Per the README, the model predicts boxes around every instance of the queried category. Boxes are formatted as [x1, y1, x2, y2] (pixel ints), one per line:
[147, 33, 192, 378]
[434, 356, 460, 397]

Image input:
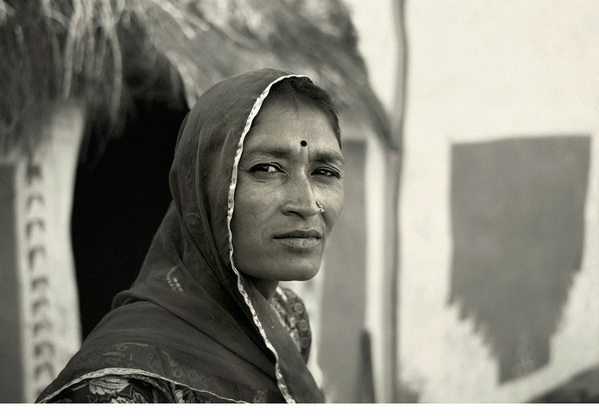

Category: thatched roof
[0, 0, 391, 158]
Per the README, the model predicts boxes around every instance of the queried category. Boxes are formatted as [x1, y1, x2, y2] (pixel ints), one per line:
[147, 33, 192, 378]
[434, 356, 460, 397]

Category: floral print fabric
[47, 286, 312, 403]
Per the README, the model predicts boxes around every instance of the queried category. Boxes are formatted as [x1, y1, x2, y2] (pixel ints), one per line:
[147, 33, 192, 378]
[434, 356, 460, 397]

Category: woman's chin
[274, 261, 321, 282]
[244, 264, 320, 285]
[237, 255, 322, 282]
[280, 272, 317, 282]
[246, 268, 317, 299]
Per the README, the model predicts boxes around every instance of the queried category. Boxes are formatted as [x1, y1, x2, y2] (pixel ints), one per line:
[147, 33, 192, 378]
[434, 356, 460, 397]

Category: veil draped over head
[37, 69, 325, 403]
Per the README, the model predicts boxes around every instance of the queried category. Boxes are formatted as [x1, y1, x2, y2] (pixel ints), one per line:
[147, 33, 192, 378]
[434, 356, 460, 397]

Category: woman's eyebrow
[313, 151, 345, 166]
[243, 146, 292, 160]
[244, 145, 344, 166]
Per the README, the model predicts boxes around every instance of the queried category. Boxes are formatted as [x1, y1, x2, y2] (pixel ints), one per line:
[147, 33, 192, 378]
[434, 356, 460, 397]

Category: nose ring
[316, 201, 325, 213]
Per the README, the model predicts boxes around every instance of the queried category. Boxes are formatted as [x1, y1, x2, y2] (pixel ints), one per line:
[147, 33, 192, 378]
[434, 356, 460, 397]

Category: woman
[36, 68, 344, 403]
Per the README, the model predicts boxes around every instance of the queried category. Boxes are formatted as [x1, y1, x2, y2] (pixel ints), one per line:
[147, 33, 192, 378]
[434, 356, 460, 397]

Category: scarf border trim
[225, 73, 310, 404]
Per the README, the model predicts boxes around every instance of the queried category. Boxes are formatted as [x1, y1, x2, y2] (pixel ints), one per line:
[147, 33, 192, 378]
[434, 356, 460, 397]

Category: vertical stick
[389, 0, 408, 402]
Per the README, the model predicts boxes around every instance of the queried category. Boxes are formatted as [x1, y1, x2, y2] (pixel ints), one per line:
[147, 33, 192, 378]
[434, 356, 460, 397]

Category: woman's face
[231, 96, 344, 297]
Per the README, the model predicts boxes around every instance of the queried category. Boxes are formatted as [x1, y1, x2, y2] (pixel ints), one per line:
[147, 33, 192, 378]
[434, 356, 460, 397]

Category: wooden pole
[389, 0, 408, 402]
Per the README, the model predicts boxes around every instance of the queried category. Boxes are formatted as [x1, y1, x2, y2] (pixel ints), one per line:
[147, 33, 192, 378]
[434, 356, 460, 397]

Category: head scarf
[37, 68, 326, 403]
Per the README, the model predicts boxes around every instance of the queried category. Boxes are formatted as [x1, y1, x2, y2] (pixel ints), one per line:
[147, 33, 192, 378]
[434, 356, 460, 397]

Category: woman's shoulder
[46, 374, 166, 403]
[45, 374, 223, 403]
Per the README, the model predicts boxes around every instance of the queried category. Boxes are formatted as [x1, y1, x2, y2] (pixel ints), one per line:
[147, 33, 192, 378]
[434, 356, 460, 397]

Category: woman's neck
[247, 277, 279, 300]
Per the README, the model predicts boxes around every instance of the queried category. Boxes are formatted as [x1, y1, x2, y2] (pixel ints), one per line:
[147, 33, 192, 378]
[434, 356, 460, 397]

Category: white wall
[400, 0, 599, 402]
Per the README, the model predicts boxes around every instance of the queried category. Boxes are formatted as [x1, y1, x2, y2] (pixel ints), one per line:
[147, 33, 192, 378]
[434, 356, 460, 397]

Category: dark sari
[36, 69, 325, 403]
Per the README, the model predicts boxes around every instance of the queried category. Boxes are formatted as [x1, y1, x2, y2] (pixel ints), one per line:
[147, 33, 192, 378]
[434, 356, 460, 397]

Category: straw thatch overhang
[0, 0, 391, 160]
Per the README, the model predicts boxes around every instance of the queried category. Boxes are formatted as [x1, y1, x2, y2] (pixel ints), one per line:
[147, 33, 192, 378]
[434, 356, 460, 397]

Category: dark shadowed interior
[72, 100, 187, 338]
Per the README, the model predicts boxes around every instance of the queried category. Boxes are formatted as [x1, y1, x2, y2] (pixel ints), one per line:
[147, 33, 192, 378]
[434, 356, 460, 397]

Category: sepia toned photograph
[1, 0, 598, 407]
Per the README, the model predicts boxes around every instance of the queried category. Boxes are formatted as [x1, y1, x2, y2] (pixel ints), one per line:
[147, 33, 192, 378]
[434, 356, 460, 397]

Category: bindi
[300, 140, 307, 147]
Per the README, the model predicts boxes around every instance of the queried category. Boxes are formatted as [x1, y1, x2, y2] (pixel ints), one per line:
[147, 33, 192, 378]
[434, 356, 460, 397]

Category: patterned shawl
[37, 68, 325, 403]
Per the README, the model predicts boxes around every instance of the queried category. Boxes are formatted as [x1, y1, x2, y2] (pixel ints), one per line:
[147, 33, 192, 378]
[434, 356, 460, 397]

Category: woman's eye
[250, 164, 281, 174]
[313, 168, 341, 179]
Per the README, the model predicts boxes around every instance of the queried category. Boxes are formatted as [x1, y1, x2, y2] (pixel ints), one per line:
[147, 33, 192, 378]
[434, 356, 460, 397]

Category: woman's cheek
[323, 187, 345, 231]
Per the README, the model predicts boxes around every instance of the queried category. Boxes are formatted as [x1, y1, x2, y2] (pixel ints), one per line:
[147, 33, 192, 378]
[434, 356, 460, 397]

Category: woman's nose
[283, 175, 319, 217]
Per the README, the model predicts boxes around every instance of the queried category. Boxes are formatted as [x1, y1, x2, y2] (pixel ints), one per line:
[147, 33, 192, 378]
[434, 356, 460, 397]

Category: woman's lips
[274, 230, 322, 249]
[276, 237, 321, 249]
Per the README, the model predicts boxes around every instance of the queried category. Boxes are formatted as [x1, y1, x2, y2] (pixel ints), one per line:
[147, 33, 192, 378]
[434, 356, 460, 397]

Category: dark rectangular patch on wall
[449, 136, 590, 383]
[0, 164, 24, 401]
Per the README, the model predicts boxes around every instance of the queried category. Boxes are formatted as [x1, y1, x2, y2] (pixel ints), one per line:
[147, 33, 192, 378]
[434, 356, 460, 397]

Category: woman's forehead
[251, 98, 339, 141]
[243, 100, 342, 162]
